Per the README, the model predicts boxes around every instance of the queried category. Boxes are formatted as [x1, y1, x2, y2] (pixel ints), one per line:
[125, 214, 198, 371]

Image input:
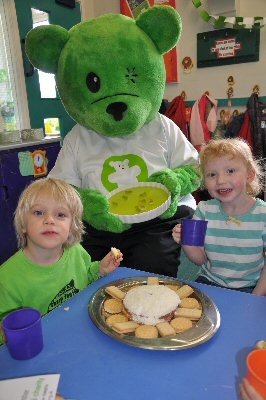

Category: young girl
[0, 178, 123, 339]
[172, 138, 266, 294]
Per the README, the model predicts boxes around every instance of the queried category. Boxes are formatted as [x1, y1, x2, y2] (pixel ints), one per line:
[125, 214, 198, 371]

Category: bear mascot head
[25, 5, 200, 276]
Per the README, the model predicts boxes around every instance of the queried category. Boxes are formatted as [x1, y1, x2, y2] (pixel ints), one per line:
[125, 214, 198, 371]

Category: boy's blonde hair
[14, 178, 84, 248]
[199, 138, 263, 196]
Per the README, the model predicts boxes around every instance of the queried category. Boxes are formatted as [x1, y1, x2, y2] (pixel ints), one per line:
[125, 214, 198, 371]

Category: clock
[31, 150, 47, 176]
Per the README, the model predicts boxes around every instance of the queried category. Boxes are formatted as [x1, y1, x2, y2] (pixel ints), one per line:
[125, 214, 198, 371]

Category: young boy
[0, 178, 123, 343]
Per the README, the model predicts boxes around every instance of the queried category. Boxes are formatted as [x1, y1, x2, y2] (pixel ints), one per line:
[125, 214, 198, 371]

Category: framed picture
[197, 28, 260, 68]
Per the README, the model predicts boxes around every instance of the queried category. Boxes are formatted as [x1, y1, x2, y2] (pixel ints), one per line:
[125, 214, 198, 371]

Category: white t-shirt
[49, 113, 198, 209]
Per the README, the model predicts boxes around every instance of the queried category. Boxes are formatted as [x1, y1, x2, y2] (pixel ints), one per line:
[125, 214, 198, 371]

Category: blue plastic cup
[181, 219, 208, 246]
[2, 308, 43, 360]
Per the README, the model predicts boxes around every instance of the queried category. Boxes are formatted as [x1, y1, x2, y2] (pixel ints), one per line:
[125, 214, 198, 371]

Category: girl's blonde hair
[199, 138, 263, 196]
[14, 178, 84, 248]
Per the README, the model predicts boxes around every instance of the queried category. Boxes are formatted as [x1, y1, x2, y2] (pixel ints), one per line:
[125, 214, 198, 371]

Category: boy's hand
[172, 223, 182, 244]
[99, 248, 123, 277]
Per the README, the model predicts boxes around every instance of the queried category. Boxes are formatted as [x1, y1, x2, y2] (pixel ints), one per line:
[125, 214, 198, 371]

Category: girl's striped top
[194, 198, 266, 288]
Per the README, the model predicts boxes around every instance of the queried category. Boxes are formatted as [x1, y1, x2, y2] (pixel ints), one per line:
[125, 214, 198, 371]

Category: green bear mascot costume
[25, 5, 200, 277]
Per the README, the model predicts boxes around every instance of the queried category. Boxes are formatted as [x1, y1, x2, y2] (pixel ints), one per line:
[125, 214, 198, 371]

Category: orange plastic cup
[246, 349, 266, 398]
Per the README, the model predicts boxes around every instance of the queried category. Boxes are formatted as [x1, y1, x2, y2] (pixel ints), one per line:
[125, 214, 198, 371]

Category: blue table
[1, 267, 266, 400]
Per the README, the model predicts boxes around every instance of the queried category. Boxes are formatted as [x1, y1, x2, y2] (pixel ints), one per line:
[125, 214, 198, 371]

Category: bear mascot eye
[86, 72, 100, 93]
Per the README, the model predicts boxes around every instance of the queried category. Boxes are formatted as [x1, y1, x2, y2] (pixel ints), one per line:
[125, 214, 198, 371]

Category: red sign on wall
[120, 0, 178, 83]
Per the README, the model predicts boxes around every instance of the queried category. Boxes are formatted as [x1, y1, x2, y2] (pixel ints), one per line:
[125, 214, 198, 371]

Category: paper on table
[0, 374, 60, 400]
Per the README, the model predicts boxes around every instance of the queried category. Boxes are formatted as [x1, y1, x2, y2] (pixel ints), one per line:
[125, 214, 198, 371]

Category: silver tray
[88, 277, 221, 350]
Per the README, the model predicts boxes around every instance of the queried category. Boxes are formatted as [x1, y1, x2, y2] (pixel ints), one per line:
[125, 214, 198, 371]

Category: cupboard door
[0, 170, 16, 265]
[0, 141, 61, 264]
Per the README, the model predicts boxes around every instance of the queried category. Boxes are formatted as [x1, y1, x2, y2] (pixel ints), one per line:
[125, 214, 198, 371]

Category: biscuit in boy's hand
[111, 247, 121, 260]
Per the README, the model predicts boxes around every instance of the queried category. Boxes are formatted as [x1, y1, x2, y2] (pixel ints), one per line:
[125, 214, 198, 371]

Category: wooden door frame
[3, 0, 86, 131]
[1, 0, 30, 129]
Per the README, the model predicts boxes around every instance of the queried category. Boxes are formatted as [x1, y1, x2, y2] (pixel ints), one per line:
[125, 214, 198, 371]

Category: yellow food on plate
[109, 185, 169, 216]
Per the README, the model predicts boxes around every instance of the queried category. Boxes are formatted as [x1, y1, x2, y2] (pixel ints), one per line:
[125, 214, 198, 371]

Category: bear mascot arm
[25, 6, 200, 234]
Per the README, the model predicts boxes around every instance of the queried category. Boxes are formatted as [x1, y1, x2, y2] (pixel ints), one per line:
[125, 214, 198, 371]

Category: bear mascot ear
[136, 5, 182, 54]
[25, 25, 69, 74]
[25, 5, 181, 74]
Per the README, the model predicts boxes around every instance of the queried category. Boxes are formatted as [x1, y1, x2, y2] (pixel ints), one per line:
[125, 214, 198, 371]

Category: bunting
[192, 0, 266, 29]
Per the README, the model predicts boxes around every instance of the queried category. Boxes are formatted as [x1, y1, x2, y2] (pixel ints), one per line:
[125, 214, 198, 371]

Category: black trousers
[82, 205, 194, 278]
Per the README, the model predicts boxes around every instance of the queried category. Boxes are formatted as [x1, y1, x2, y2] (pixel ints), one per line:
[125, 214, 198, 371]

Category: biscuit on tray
[165, 284, 179, 293]
[103, 298, 123, 314]
[112, 321, 139, 334]
[105, 285, 126, 300]
[147, 276, 159, 285]
[174, 307, 202, 320]
[156, 321, 176, 337]
[176, 284, 194, 299]
[179, 297, 200, 309]
[170, 317, 193, 333]
[105, 313, 128, 327]
[135, 324, 159, 339]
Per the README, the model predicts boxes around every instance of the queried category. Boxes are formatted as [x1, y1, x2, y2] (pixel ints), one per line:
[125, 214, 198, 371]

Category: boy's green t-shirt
[0, 243, 100, 343]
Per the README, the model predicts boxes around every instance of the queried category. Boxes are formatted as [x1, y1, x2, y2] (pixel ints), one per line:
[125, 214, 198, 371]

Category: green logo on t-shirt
[101, 154, 148, 192]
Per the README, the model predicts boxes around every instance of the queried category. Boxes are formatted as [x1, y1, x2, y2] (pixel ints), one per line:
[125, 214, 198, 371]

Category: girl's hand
[172, 223, 182, 244]
[99, 248, 123, 277]
[239, 378, 263, 400]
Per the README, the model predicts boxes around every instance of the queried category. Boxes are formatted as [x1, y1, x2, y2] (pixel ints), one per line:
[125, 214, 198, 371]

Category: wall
[82, 0, 266, 107]
[172, 0, 266, 106]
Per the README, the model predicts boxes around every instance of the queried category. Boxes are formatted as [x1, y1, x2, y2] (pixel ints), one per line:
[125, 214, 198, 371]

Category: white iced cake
[123, 285, 180, 325]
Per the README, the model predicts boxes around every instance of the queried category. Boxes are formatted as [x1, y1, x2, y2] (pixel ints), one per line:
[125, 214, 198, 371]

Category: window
[0, 0, 30, 131]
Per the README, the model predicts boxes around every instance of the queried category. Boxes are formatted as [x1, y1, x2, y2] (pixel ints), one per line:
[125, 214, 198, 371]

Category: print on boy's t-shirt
[47, 279, 79, 312]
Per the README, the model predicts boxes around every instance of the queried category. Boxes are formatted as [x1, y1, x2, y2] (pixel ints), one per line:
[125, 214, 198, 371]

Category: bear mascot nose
[106, 102, 128, 121]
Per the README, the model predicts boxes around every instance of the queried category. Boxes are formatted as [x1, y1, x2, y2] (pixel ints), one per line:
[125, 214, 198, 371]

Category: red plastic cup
[2, 308, 43, 360]
[246, 349, 266, 398]
[181, 219, 208, 246]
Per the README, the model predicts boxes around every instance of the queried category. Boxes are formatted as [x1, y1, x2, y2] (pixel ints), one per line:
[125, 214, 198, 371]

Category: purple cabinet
[0, 139, 61, 264]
